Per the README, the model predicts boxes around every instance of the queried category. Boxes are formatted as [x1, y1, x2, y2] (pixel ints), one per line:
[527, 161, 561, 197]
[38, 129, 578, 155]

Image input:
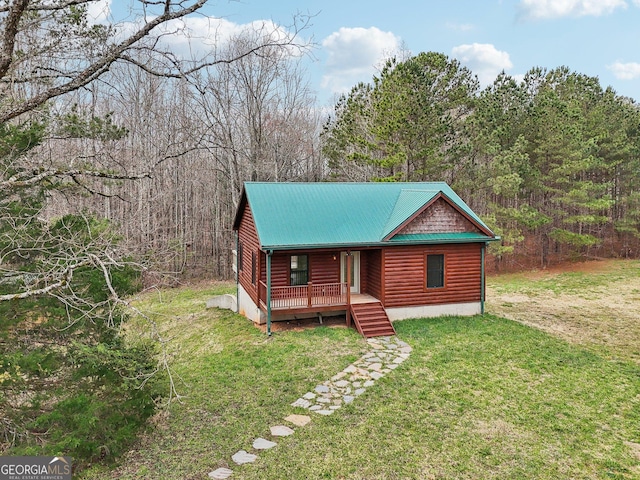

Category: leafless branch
[0, 259, 90, 301]
[0, 0, 209, 123]
[0, 167, 151, 191]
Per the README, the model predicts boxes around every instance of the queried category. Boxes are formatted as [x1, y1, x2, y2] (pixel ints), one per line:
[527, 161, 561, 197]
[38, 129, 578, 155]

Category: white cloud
[320, 27, 402, 98]
[519, 0, 627, 19]
[88, 4, 306, 68]
[445, 22, 474, 32]
[117, 15, 298, 61]
[161, 18, 273, 53]
[451, 43, 513, 87]
[608, 61, 640, 80]
[87, 0, 111, 24]
[154, 16, 243, 57]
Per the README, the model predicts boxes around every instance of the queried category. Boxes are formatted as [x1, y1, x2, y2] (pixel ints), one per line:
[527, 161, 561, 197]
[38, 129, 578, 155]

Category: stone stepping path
[230, 450, 257, 465]
[290, 336, 411, 416]
[208, 335, 411, 478]
[284, 414, 311, 427]
[253, 438, 277, 450]
[208, 467, 233, 479]
[270, 425, 294, 437]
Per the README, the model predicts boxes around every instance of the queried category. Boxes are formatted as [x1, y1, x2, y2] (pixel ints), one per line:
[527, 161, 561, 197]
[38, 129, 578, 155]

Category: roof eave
[260, 236, 498, 251]
[385, 237, 498, 246]
[231, 186, 248, 231]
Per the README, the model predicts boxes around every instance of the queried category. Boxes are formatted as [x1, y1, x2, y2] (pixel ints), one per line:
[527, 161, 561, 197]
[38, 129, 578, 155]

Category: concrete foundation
[386, 302, 481, 321]
[237, 284, 265, 324]
[206, 294, 237, 311]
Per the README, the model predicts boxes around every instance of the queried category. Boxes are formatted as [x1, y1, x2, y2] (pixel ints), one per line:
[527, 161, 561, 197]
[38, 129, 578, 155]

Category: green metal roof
[388, 232, 493, 244]
[237, 182, 495, 250]
[381, 188, 440, 239]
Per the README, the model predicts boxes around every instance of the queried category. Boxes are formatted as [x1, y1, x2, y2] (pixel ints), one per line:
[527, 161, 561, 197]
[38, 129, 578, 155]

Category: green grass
[82, 284, 367, 479]
[488, 259, 640, 296]
[486, 260, 640, 364]
[232, 316, 640, 479]
[81, 276, 640, 479]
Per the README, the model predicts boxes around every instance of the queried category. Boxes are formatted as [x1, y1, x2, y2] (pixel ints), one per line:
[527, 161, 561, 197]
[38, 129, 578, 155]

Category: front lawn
[81, 278, 640, 479]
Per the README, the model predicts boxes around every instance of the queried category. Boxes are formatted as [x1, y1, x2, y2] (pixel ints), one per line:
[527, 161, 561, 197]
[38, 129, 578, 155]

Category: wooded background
[17, 16, 640, 280]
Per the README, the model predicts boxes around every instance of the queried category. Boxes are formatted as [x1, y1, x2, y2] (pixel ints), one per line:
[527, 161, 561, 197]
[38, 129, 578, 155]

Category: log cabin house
[232, 182, 497, 337]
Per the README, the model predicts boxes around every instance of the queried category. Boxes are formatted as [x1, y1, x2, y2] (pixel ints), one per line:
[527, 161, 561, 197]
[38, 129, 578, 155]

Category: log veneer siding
[365, 249, 383, 299]
[260, 251, 340, 287]
[382, 243, 482, 308]
[237, 204, 261, 307]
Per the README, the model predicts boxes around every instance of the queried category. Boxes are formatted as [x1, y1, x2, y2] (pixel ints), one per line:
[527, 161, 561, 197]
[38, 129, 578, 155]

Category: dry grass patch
[486, 259, 640, 363]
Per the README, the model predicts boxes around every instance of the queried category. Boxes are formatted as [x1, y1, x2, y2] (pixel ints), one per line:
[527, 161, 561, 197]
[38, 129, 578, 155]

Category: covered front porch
[257, 280, 393, 338]
[253, 249, 394, 337]
[258, 280, 378, 313]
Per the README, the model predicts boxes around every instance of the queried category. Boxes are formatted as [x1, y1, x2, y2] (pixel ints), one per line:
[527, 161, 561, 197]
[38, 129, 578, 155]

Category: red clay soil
[256, 315, 349, 333]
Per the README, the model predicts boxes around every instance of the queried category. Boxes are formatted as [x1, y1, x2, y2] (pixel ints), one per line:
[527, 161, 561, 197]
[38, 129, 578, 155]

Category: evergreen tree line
[322, 52, 640, 269]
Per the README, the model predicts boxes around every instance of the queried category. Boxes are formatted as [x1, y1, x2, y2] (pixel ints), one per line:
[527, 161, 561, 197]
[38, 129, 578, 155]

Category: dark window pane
[290, 255, 308, 285]
[427, 254, 444, 288]
[251, 252, 256, 285]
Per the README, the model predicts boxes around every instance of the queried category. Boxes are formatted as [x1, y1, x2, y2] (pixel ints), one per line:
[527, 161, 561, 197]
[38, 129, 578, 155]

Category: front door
[340, 251, 360, 294]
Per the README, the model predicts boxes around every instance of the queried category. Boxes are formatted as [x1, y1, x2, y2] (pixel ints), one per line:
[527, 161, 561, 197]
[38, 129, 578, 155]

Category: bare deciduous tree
[1, 0, 315, 300]
[0, 1, 316, 458]
[50, 20, 324, 281]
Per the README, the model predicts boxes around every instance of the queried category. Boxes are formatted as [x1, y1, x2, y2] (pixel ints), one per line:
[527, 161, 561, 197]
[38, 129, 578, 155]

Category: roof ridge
[400, 188, 442, 191]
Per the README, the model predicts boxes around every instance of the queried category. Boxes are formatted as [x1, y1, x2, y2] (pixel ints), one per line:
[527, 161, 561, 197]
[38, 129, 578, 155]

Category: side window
[290, 255, 308, 285]
[251, 252, 256, 285]
[426, 254, 444, 289]
[237, 242, 243, 272]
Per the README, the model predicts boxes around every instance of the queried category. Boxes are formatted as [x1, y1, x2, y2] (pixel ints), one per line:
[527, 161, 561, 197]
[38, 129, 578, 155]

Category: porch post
[346, 251, 352, 327]
[234, 232, 239, 313]
[480, 244, 486, 315]
[267, 250, 273, 336]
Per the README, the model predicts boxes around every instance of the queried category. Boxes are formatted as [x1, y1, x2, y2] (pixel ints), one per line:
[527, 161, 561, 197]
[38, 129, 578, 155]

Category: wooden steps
[350, 302, 396, 338]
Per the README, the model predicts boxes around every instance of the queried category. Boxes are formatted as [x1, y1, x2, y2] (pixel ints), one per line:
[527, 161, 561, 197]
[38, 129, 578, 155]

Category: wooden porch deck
[351, 294, 379, 304]
[258, 281, 380, 313]
[257, 282, 394, 337]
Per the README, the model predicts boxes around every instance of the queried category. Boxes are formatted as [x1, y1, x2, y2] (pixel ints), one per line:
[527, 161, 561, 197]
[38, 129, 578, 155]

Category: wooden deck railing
[259, 281, 348, 310]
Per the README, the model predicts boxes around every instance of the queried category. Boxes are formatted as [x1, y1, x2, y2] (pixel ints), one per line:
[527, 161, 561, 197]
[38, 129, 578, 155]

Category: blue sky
[104, 1, 640, 107]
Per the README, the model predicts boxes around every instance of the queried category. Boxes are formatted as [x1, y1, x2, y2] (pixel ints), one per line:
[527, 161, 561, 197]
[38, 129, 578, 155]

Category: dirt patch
[625, 441, 640, 461]
[255, 315, 349, 333]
